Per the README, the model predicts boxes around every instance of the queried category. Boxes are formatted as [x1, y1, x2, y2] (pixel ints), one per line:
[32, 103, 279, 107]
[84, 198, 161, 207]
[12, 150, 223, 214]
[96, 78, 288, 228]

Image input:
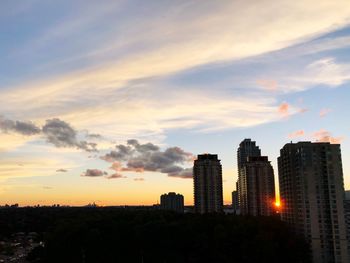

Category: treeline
[0, 208, 310, 263]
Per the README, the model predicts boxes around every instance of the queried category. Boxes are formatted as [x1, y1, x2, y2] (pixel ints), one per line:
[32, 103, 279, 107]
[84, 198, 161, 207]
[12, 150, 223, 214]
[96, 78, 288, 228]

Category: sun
[274, 200, 281, 208]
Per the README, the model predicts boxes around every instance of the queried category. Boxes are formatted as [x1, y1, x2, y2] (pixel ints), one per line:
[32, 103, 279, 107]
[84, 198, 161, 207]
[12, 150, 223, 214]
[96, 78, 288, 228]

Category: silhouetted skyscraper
[236, 139, 261, 212]
[236, 139, 274, 216]
[193, 154, 223, 214]
[344, 191, 350, 258]
[239, 156, 275, 216]
[237, 139, 261, 169]
[232, 190, 239, 214]
[278, 142, 348, 263]
[160, 192, 184, 213]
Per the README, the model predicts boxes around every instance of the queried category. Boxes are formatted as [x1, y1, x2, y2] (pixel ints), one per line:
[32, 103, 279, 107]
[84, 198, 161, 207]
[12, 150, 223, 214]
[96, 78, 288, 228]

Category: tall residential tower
[193, 154, 223, 214]
[237, 139, 275, 216]
[278, 142, 348, 263]
[239, 156, 275, 216]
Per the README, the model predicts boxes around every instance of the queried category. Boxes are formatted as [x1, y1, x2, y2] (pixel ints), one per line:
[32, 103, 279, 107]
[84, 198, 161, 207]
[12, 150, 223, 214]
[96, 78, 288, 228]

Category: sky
[1, 0, 350, 206]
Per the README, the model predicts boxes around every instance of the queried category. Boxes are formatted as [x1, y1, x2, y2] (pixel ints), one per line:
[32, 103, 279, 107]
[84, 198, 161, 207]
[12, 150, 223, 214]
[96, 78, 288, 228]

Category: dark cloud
[0, 116, 40, 135]
[43, 186, 53, 190]
[42, 119, 97, 152]
[81, 169, 108, 177]
[56, 169, 68, 172]
[0, 116, 98, 152]
[127, 139, 159, 152]
[106, 173, 127, 179]
[101, 144, 134, 162]
[101, 140, 193, 179]
[42, 118, 77, 147]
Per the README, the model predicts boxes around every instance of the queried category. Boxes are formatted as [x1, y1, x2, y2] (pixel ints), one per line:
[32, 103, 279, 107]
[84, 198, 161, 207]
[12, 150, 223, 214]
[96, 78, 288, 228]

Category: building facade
[193, 154, 223, 214]
[236, 139, 261, 213]
[160, 192, 184, 213]
[278, 142, 348, 263]
[344, 190, 350, 258]
[232, 190, 239, 214]
[239, 156, 275, 216]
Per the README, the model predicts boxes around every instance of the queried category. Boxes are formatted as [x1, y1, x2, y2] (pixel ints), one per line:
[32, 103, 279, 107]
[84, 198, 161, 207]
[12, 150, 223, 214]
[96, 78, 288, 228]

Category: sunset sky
[1, 0, 350, 206]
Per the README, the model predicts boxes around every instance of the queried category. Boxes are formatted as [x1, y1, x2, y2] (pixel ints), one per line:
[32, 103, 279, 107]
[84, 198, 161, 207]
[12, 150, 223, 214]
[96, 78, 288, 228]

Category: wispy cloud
[278, 102, 290, 117]
[320, 108, 332, 117]
[1, 1, 350, 141]
[287, 129, 344, 144]
[288, 130, 305, 139]
[256, 79, 278, 92]
[312, 129, 344, 144]
[275, 57, 350, 93]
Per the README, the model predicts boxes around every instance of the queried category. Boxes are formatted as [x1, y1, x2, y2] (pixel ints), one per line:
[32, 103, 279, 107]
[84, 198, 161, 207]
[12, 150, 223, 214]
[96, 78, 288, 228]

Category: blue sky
[0, 0, 350, 205]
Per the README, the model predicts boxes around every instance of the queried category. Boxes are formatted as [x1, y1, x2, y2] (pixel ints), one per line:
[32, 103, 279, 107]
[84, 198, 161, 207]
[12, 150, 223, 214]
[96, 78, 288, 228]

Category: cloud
[42, 118, 97, 152]
[105, 173, 127, 179]
[320, 108, 332, 117]
[101, 140, 193, 178]
[256, 79, 278, 92]
[0, 116, 40, 135]
[81, 169, 108, 177]
[43, 186, 53, 190]
[0, 116, 98, 152]
[278, 102, 290, 117]
[56, 168, 68, 172]
[312, 129, 344, 144]
[274, 57, 350, 93]
[1, 1, 350, 140]
[288, 130, 305, 139]
[133, 178, 144, 181]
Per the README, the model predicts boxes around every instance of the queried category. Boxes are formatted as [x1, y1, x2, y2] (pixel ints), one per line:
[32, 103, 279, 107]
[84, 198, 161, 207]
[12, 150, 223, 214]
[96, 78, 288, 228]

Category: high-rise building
[160, 192, 184, 213]
[237, 139, 261, 169]
[236, 139, 275, 216]
[193, 154, 223, 214]
[239, 156, 275, 216]
[344, 190, 350, 258]
[278, 142, 348, 263]
[236, 139, 261, 212]
[232, 190, 239, 214]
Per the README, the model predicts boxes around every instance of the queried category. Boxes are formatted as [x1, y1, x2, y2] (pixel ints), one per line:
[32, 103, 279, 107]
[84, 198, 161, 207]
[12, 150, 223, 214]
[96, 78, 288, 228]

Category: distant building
[236, 139, 261, 213]
[239, 156, 275, 216]
[193, 154, 223, 214]
[160, 192, 184, 213]
[278, 142, 348, 263]
[232, 190, 239, 214]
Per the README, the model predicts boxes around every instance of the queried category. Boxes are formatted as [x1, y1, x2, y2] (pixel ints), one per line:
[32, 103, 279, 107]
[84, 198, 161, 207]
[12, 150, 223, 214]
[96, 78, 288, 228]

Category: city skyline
[1, 1, 350, 206]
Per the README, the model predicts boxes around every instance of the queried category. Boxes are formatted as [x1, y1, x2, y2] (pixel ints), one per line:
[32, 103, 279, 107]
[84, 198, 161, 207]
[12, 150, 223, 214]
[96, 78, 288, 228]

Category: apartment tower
[237, 139, 275, 216]
[193, 154, 223, 213]
[278, 142, 348, 263]
[239, 156, 275, 216]
[160, 192, 184, 213]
